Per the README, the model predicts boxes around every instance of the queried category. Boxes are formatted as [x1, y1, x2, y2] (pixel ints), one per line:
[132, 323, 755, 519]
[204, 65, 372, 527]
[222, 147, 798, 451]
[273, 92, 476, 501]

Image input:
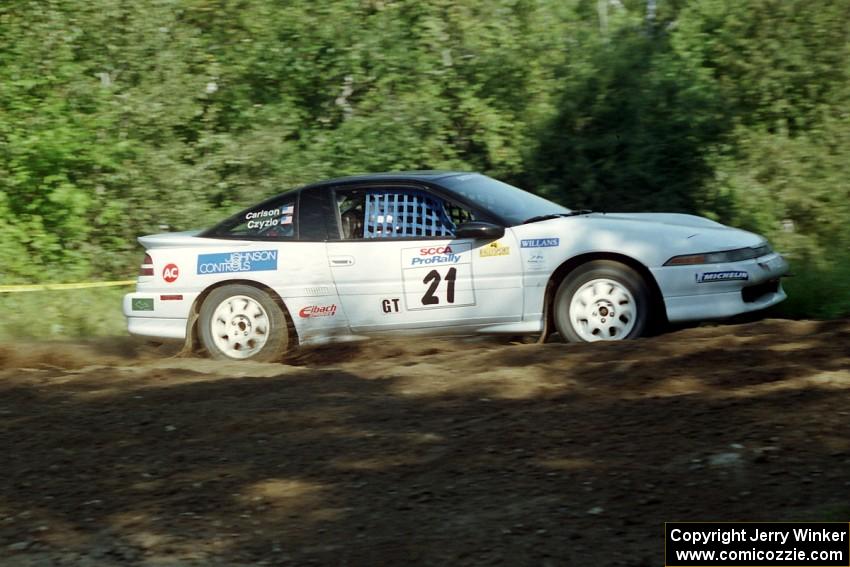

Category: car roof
[307, 170, 471, 187]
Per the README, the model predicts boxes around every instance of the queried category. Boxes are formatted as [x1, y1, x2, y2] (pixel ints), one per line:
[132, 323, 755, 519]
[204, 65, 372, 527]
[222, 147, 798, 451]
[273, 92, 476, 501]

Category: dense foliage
[1, 0, 848, 323]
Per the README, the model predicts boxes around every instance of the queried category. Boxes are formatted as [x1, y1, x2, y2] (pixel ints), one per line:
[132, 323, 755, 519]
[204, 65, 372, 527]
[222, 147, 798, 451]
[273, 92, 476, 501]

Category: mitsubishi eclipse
[123, 171, 788, 361]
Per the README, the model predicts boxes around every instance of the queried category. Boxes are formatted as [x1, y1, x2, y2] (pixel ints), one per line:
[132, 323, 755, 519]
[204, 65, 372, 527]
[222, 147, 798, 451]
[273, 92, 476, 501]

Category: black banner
[665, 522, 850, 566]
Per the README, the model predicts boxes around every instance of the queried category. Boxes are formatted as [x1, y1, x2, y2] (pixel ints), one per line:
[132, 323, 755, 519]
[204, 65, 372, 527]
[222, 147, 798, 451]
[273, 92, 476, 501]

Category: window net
[363, 190, 456, 239]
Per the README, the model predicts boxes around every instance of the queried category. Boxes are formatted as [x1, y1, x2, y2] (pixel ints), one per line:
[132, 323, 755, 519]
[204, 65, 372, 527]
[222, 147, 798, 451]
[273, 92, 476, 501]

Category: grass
[778, 255, 850, 320]
[0, 287, 129, 340]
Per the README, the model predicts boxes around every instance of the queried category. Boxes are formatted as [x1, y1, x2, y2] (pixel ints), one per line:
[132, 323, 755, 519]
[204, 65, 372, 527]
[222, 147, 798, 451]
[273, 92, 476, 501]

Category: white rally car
[123, 172, 788, 360]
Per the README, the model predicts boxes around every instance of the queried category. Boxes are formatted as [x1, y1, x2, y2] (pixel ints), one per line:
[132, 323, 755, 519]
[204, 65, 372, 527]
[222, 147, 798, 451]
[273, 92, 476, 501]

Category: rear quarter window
[208, 196, 297, 240]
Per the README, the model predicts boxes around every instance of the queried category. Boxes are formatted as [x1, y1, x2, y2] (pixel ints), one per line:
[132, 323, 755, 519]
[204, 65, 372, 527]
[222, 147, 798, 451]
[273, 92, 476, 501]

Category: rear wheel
[554, 261, 649, 342]
[199, 285, 289, 361]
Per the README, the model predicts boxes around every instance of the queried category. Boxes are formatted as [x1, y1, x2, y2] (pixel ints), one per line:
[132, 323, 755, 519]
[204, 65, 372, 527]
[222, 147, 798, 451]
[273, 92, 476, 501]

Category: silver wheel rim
[210, 295, 270, 359]
[568, 278, 637, 342]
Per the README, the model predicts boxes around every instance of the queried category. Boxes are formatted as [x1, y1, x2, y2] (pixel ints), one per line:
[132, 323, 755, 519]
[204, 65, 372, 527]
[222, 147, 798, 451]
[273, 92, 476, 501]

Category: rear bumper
[123, 291, 197, 340]
[652, 252, 789, 323]
[126, 316, 187, 340]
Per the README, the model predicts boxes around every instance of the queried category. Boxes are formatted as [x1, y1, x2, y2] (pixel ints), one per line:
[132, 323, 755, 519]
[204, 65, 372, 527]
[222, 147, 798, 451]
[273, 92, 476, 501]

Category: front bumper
[651, 252, 789, 323]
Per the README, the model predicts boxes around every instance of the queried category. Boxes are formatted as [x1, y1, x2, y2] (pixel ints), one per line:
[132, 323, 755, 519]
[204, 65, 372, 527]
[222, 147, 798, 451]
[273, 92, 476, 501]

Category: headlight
[664, 243, 772, 266]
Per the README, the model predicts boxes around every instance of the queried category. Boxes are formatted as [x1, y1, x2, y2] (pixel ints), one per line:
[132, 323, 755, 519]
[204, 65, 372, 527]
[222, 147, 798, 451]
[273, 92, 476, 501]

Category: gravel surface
[1, 319, 849, 566]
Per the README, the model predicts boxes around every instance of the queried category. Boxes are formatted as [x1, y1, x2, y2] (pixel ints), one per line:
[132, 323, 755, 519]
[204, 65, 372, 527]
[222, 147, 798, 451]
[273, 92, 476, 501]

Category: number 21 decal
[421, 267, 456, 305]
[402, 243, 473, 310]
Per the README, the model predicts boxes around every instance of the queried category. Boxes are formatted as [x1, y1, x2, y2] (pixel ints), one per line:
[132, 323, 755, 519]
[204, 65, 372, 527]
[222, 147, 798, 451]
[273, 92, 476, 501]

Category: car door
[326, 184, 523, 333]
[204, 190, 348, 338]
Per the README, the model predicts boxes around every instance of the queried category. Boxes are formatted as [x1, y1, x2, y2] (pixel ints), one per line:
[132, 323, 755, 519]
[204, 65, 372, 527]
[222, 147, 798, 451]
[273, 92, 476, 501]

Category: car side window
[220, 196, 297, 239]
[336, 188, 474, 240]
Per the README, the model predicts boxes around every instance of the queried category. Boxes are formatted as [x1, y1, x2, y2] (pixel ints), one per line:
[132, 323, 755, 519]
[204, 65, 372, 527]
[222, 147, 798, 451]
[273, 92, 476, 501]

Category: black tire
[553, 260, 650, 342]
[199, 284, 290, 361]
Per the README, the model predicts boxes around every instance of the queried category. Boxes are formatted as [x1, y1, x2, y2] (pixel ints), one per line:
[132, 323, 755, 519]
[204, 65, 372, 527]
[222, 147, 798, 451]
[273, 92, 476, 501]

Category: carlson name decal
[245, 204, 294, 230]
[696, 271, 749, 283]
[298, 304, 337, 318]
[520, 238, 560, 248]
[197, 250, 278, 275]
[411, 245, 461, 266]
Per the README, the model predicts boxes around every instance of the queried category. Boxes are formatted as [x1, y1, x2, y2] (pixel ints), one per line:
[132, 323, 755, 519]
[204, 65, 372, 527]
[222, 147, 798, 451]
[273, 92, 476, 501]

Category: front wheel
[199, 285, 290, 361]
[554, 261, 650, 342]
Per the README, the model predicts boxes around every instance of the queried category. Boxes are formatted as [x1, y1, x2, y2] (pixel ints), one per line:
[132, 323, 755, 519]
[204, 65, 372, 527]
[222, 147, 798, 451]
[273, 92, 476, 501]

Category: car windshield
[440, 174, 569, 226]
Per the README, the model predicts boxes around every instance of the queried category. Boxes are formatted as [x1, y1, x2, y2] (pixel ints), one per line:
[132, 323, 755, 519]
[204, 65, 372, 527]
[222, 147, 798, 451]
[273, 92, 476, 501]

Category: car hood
[516, 213, 767, 267]
[586, 212, 727, 230]
[581, 212, 765, 249]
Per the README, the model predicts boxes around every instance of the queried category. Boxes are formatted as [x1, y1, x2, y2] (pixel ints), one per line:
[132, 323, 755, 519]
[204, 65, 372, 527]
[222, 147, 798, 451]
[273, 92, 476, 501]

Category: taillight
[139, 253, 154, 276]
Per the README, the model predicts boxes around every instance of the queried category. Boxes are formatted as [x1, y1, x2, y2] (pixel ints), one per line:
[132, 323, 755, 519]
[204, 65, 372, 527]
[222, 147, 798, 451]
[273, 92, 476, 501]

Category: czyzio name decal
[245, 205, 293, 230]
[197, 250, 278, 275]
[696, 271, 749, 283]
[520, 238, 560, 248]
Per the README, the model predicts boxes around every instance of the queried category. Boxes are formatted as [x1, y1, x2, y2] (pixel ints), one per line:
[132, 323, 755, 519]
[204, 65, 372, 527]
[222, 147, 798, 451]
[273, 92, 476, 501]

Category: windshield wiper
[522, 210, 592, 224]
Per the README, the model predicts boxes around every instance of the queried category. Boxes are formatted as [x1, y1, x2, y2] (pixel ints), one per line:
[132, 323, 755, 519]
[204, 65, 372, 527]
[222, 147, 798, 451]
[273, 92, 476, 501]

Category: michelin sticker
[520, 238, 560, 248]
[696, 271, 749, 283]
[197, 250, 279, 275]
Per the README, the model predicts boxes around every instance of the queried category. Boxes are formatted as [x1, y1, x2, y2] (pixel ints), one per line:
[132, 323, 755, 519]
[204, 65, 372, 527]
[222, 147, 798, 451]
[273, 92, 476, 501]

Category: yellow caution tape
[0, 280, 136, 293]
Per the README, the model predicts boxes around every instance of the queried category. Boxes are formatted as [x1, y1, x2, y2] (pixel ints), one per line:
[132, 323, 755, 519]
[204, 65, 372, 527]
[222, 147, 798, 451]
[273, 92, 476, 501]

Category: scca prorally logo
[197, 250, 278, 275]
[696, 271, 749, 283]
[163, 263, 180, 283]
[298, 304, 338, 318]
[412, 245, 460, 266]
[520, 238, 560, 248]
[420, 245, 454, 256]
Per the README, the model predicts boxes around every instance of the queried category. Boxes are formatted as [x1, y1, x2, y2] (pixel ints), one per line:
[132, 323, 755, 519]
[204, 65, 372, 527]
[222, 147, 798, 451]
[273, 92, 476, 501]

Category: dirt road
[1, 319, 849, 566]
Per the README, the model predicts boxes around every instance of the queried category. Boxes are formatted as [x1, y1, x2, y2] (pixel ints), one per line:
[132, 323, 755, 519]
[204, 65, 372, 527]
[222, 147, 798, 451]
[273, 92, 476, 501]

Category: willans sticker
[520, 238, 560, 248]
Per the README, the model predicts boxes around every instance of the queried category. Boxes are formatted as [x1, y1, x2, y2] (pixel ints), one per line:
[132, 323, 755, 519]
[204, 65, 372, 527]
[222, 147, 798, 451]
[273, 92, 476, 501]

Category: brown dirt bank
[1, 319, 849, 566]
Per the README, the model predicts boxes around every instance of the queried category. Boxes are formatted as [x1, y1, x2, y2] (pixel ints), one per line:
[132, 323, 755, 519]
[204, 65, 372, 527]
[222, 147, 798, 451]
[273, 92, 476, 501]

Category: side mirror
[455, 221, 505, 240]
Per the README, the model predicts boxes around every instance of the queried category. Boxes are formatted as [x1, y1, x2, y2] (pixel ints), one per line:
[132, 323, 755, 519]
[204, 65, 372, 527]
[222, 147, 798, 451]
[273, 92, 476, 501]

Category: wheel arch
[542, 252, 667, 336]
[183, 279, 299, 355]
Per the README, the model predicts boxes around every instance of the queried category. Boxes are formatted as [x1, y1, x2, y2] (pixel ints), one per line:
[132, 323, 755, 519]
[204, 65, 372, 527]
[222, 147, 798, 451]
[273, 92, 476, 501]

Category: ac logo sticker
[163, 264, 179, 283]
